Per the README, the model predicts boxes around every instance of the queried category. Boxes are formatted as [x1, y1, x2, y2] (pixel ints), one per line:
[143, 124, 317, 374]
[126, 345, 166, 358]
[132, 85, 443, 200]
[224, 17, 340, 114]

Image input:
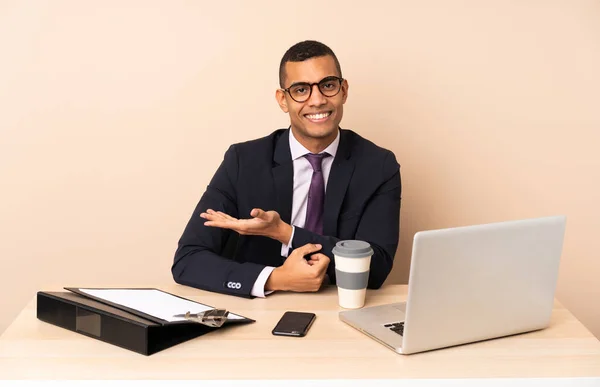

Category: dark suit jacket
[172, 128, 401, 297]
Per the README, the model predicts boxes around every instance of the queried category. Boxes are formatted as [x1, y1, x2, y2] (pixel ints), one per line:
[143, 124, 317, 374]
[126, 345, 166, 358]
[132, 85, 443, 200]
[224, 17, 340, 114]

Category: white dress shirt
[250, 128, 340, 297]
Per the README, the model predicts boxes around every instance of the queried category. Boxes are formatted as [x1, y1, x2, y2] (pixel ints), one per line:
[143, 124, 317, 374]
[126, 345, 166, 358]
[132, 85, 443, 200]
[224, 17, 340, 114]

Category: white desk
[0, 285, 599, 380]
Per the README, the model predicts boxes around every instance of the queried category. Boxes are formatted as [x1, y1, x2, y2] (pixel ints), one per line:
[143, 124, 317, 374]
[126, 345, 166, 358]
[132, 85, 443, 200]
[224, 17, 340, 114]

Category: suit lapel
[323, 130, 355, 237]
[272, 129, 294, 224]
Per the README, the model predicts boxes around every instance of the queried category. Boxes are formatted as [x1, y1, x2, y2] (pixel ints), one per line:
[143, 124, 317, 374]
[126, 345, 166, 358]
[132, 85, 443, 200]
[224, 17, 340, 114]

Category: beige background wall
[1, 0, 599, 338]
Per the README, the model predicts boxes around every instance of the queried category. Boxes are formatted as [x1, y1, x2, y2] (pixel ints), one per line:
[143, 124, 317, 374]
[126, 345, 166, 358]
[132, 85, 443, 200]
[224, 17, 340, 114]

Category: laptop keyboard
[384, 322, 404, 336]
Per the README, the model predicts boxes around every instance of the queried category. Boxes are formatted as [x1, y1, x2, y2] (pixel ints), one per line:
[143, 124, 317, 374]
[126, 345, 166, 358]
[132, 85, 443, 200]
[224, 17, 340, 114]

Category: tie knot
[304, 153, 330, 172]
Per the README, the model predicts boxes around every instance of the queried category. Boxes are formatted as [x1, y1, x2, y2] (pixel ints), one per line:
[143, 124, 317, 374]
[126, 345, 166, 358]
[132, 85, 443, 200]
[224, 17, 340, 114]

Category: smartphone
[272, 311, 316, 337]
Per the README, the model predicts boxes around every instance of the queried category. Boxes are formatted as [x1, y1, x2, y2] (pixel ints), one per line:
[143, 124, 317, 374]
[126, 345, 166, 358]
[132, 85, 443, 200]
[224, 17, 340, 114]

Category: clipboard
[36, 287, 255, 356]
[64, 287, 254, 326]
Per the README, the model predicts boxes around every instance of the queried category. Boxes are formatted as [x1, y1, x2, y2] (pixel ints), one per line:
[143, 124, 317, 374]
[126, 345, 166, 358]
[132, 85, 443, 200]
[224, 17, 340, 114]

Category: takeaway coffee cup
[332, 240, 374, 309]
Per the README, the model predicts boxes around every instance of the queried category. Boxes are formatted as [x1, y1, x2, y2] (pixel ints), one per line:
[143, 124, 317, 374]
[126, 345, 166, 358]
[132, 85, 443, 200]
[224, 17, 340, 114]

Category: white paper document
[77, 288, 244, 322]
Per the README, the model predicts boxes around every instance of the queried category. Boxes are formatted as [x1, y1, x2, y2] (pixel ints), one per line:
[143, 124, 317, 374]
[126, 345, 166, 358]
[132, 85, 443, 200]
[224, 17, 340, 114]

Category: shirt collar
[288, 127, 340, 161]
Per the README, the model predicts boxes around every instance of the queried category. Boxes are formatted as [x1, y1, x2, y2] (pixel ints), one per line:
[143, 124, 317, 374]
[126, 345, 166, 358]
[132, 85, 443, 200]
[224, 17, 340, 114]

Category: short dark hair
[279, 40, 343, 88]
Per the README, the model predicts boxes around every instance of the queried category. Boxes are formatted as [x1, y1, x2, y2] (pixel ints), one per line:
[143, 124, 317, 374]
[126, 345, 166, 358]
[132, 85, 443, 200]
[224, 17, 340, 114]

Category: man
[172, 40, 401, 298]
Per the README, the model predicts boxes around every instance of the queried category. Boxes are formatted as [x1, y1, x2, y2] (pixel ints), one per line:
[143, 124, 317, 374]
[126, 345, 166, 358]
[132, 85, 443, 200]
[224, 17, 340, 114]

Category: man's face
[276, 55, 348, 142]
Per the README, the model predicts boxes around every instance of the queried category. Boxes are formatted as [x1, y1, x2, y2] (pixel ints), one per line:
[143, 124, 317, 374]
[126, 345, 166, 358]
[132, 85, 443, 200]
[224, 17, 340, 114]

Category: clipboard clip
[173, 309, 229, 327]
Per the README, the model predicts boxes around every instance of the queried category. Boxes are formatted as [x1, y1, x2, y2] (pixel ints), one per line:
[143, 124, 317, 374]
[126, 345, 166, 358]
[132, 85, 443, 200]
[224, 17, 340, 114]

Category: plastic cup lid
[332, 240, 374, 258]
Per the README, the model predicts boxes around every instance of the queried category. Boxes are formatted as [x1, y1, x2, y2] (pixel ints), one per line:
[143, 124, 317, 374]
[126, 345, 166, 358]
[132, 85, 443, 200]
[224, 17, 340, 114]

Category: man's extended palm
[201, 208, 284, 237]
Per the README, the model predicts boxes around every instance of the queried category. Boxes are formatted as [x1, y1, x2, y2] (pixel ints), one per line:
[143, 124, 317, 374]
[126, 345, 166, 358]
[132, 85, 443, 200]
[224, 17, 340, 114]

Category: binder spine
[35, 291, 241, 355]
[37, 292, 150, 355]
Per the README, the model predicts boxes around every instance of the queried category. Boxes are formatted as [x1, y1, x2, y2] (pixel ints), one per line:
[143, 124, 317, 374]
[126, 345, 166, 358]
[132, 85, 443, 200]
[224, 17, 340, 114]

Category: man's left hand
[201, 208, 292, 244]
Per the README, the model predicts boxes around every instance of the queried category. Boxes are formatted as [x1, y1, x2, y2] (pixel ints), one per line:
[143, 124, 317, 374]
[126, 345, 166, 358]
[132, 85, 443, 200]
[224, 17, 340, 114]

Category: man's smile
[304, 111, 332, 123]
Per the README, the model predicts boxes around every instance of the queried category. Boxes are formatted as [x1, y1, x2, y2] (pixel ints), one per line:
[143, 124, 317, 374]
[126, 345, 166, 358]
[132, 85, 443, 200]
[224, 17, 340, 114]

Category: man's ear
[341, 79, 349, 104]
[276, 89, 289, 113]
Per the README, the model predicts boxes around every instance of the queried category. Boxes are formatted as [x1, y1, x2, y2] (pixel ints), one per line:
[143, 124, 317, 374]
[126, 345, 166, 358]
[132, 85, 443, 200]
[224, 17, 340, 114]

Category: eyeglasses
[282, 76, 344, 103]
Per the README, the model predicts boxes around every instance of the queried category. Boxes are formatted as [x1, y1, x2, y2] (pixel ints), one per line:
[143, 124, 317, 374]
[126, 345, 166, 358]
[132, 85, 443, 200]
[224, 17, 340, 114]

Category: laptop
[339, 215, 566, 355]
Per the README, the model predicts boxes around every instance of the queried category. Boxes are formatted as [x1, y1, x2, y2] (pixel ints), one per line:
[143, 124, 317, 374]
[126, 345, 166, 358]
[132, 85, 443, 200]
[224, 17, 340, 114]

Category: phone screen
[272, 311, 316, 337]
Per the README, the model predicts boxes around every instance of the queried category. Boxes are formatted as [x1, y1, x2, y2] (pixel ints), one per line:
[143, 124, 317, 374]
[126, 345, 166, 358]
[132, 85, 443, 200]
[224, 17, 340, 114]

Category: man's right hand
[265, 243, 330, 292]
